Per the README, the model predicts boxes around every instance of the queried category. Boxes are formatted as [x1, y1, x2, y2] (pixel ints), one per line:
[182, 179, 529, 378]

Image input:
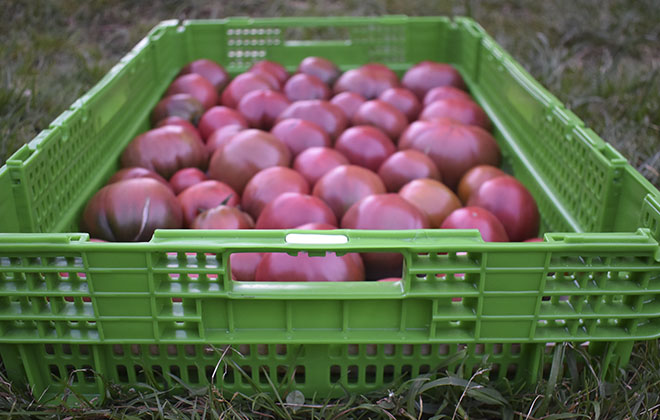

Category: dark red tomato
[399, 179, 461, 228]
[81, 178, 183, 242]
[361, 63, 399, 86]
[378, 150, 441, 192]
[333, 67, 398, 100]
[283, 73, 331, 101]
[254, 250, 365, 282]
[271, 119, 331, 157]
[468, 176, 540, 242]
[334, 125, 396, 172]
[237, 89, 291, 130]
[256, 192, 337, 229]
[249, 60, 289, 87]
[421, 98, 492, 131]
[398, 119, 501, 190]
[120, 125, 208, 179]
[169, 167, 208, 195]
[177, 180, 239, 227]
[179, 59, 230, 92]
[378, 88, 421, 122]
[297, 56, 340, 85]
[207, 129, 291, 194]
[294, 222, 337, 230]
[440, 207, 509, 242]
[165, 73, 218, 110]
[107, 167, 170, 189]
[313, 165, 386, 220]
[198, 106, 248, 141]
[276, 100, 347, 140]
[151, 93, 204, 126]
[401, 61, 466, 99]
[340, 194, 430, 279]
[190, 205, 255, 229]
[423, 86, 473, 106]
[221, 73, 276, 109]
[457, 165, 507, 204]
[352, 100, 407, 140]
[230, 252, 263, 281]
[242, 167, 310, 219]
[330, 91, 366, 121]
[155, 116, 202, 140]
[205, 125, 244, 156]
[293, 147, 349, 186]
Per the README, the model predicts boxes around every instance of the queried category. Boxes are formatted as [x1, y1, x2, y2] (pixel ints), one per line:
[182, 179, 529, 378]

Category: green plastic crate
[1, 16, 660, 405]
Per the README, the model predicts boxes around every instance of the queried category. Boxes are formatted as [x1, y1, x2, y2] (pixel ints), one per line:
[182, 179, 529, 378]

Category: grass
[1, 0, 660, 418]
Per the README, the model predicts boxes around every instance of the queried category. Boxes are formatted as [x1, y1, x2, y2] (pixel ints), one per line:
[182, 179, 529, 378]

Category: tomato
[377, 150, 441, 192]
[207, 129, 291, 194]
[283, 73, 331, 101]
[352, 100, 407, 140]
[440, 207, 509, 242]
[468, 176, 540, 242]
[241, 167, 310, 219]
[237, 89, 291, 130]
[254, 250, 365, 282]
[191, 205, 254, 229]
[256, 192, 337, 229]
[333, 66, 398, 99]
[294, 222, 337, 230]
[378, 88, 421, 122]
[421, 98, 492, 131]
[177, 180, 239, 227]
[198, 106, 248, 141]
[155, 116, 202, 141]
[399, 178, 461, 228]
[340, 193, 429, 279]
[271, 119, 331, 157]
[120, 125, 208, 179]
[249, 60, 289, 87]
[398, 119, 501, 190]
[293, 147, 349, 186]
[401, 61, 466, 99]
[423, 86, 473, 106]
[81, 178, 182, 242]
[179, 59, 230, 92]
[297, 57, 340, 85]
[151, 94, 204, 126]
[334, 125, 396, 172]
[169, 167, 208, 195]
[330, 91, 366, 121]
[277, 100, 347, 140]
[312, 165, 386, 220]
[165, 73, 218, 110]
[361, 63, 399, 85]
[457, 165, 507, 204]
[107, 167, 170, 189]
[230, 252, 263, 281]
[221, 73, 276, 109]
[205, 125, 244, 156]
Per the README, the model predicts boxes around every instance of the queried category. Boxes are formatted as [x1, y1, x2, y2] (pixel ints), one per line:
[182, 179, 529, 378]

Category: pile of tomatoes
[82, 57, 540, 281]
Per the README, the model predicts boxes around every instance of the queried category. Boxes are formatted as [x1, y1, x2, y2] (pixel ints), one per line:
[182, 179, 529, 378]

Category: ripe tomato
[277, 100, 347, 140]
[237, 89, 291, 130]
[151, 94, 204, 126]
[271, 119, 332, 157]
[107, 167, 170, 189]
[221, 73, 276, 109]
[179, 59, 230, 92]
[457, 165, 507, 204]
[421, 98, 492, 131]
[440, 206, 509, 242]
[378, 87, 421, 122]
[330, 91, 366, 121]
[352, 100, 407, 140]
[293, 147, 349, 186]
[256, 192, 337, 229]
[377, 150, 441, 192]
[205, 125, 244, 156]
[191, 205, 254, 229]
[399, 179, 461, 228]
[423, 86, 473, 106]
[297, 56, 340, 85]
[198, 106, 248, 141]
[254, 250, 365, 282]
[177, 180, 239, 227]
[230, 252, 263, 281]
[241, 167, 310, 219]
[249, 60, 289, 87]
[165, 73, 218, 110]
[283, 73, 331, 101]
[169, 167, 208, 195]
[334, 125, 396, 172]
[401, 61, 466, 99]
[155, 116, 202, 141]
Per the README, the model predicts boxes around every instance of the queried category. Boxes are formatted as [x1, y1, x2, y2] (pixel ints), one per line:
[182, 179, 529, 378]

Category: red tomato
[179, 59, 230, 92]
[352, 100, 407, 140]
[378, 88, 421, 122]
[191, 205, 254, 229]
[399, 179, 462, 228]
[237, 89, 291, 130]
[440, 207, 509, 242]
[177, 180, 239, 228]
[297, 57, 340, 85]
[334, 125, 396, 172]
[155, 116, 202, 141]
[254, 250, 365, 282]
[330, 91, 366, 122]
[333, 66, 398, 100]
[283, 73, 331, 101]
[271, 119, 331, 157]
[151, 93, 204, 126]
[207, 129, 291, 194]
[165, 74, 218, 110]
[241, 167, 310, 219]
[256, 193, 337, 229]
[205, 125, 244, 156]
[221, 73, 276, 109]
[107, 167, 170, 189]
[377, 150, 441, 192]
[277, 100, 347, 140]
[294, 222, 337, 230]
[423, 86, 473, 106]
[198, 106, 248, 141]
[81, 179, 182, 242]
[293, 147, 349, 186]
[169, 167, 208, 195]
[313, 165, 386, 220]
[421, 98, 492, 131]
[231, 252, 263, 281]
[401, 61, 466, 99]
[468, 176, 540, 242]
[361, 63, 399, 85]
[249, 60, 289, 87]
[457, 165, 507, 204]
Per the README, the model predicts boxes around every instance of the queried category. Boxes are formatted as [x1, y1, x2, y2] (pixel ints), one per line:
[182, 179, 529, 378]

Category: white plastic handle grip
[285, 233, 349, 245]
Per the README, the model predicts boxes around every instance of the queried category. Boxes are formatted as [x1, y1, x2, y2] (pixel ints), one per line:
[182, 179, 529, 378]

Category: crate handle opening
[285, 233, 349, 245]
